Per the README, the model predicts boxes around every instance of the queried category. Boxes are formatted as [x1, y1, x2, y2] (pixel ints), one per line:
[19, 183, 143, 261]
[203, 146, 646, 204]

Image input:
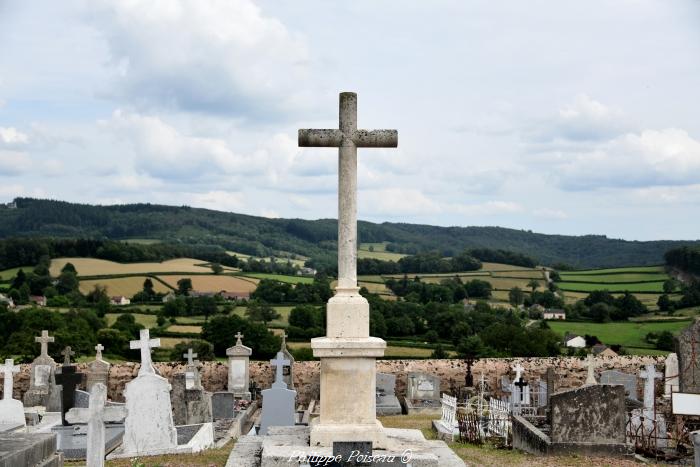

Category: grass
[562, 266, 665, 274]
[238, 273, 314, 284]
[158, 274, 258, 294]
[0, 266, 32, 281]
[560, 272, 670, 283]
[232, 305, 295, 328]
[158, 337, 190, 349]
[50, 257, 220, 276]
[79, 276, 171, 296]
[548, 320, 690, 349]
[105, 313, 160, 328]
[557, 281, 665, 293]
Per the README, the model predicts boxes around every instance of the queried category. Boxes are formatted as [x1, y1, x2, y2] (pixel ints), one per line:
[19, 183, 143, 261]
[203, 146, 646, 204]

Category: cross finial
[280, 332, 288, 350]
[1, 358, 20, 401]
[299, 92, 398, 291]
[130, 329, 161, 375]
[235, 332, 244, 346]
[183, 348, 198, 366]
[61, 346, 76, 365]
[270, 351, 291, 388]
[35, 330, 54, 357]
[94, 343, 104, 360]
[513, 363, 525, 381]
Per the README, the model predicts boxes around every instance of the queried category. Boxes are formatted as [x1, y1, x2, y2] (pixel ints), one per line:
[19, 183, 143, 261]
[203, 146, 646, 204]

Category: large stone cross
[270, 351, 290, 389]
[35, 330, 54, 357]
[130, 329, 160, 376]
[235, 331, 244, 346]
[95, 343, 104, 360]
[66, 383, 127, 467]
[299, 92, 398, 290]
[62, 346, 75, 365]
[183, 348, 197, 366]
[640, 363, 662, 410]
[1, 358, 19, 400]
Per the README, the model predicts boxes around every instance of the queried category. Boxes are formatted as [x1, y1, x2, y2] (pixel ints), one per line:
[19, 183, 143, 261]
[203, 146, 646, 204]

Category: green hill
[0, 197, 697, 269]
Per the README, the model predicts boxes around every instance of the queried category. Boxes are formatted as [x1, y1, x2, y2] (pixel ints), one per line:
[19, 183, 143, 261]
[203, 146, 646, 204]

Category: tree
[457, 335, 487, 358]
[657, 294, 674, 313]
[177, 278, 193, 296]
[201, 315, 280, 359]
[430, 344, 448, 359]
[662, 279, 679, 294]
[143, 278, 155, 296]
[527, 279, 540, 293]
[211, 263, 224, 275]
[655, 331, 674, 351]
[589, 303, 611, 323]
[111, 313, 144, 339]
[508, 287, 525, 307]
[245, 301, 280, 325]
[169, 339, 215, 362]
[289, 305, 322, 329]
[61, 262, 77, 274]
[56, 271, 79, 295]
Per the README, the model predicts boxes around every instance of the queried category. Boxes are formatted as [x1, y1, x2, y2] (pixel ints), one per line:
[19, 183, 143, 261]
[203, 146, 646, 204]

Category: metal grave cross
[270, 351, 291, 389]
[62, 346, 76, 365]
[514, 377, 529, 402]
[94, 343, 104, 360]
[235, 331, 244, 346]
[640, 364, 662, 410]
[299, 92, 398, 290]
[183, 348, 198, 366]
[1, 358, 20, 400]
[66, 383, 127, 467]
[35, 330, 54, 357]
[130, 329, 161, 375]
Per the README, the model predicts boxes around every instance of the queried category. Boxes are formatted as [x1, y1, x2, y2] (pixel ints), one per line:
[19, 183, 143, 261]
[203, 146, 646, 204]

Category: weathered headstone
[55, 358, 85, 426]
[545, 367, 555, 406]
[600, 370, 638, 400]
[66, 383, 127, 467]
[510, 364, 530, 406]
[86, 343, 110, 393]
[0, 359, 25, 429]
[299, 92, 397, 447]
[674, 319, 700, 394]
[23, 330, 61, 410]
[272, 333, 295, 390]
[171, 360, 212, 427]
[211, 392, 236, 421]
[259, 352, 296, 436]
[664, 353, 679, 397]
[375, 373, 401, 415]
[226, 332, 252, 399]
[183, 348, 202, 390]
[121, 329, 178, 455]
[585, 354, 597, 385]
[406, 372, 441, 402]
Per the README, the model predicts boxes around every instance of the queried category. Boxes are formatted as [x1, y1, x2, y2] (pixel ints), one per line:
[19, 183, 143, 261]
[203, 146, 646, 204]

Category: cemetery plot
[50, 257, 225, 276]
[79, 276, 171, 296]
[158, 275, 257, 294]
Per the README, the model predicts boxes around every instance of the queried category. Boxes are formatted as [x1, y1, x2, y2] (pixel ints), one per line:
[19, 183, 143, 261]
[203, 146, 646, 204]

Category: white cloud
[0, 127, 29, 146]
[533, 208, 568, 220]
[0, 150, 32, 175]
[86, 0, 310, 119]
[190, 190, 245, 212]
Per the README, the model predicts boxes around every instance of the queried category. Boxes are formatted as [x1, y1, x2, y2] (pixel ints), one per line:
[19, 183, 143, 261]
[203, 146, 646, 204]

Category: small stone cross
[66, 383, 127, 467]
[299, 92, 398, 290]
[1, 358, 19, 400]
[585, 354, 597, 385]
[94, 343, 104, 360]
[35, 330, 54, 357]
[130, 329, 160, 375]
[513, 363, 525, 381]
[62, 346, 76, 365]
[235, 331, 244, 346]
[183, 348, 198, 366]
[270, 351, 290, 389]
[640, 363, 662, 410]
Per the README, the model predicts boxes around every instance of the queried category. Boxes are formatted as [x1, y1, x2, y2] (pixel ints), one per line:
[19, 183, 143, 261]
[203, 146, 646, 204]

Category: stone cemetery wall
[3, 355, 662, 404]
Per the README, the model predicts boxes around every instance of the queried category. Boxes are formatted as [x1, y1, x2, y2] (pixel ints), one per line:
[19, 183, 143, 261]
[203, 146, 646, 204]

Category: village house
[543, 309, 566, 320]
[564, 333, 586, 348]
[162, 292, 176, 303]
[592, 343, 618, 357]
[29, 295, 47, 307]
[0, 293, 15, 308]
[220, 291, 250, 301]
[110, 296, 131, 306]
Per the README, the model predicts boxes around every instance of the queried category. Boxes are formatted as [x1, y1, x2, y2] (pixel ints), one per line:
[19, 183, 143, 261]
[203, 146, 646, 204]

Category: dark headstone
[675, 318, 700, 394]
[332, 441, 372, 466]
[74, 389, 90, 409]
[212, 392, 236, 420]
[54, 365, 85, 426]
[550, 384, 626, 444]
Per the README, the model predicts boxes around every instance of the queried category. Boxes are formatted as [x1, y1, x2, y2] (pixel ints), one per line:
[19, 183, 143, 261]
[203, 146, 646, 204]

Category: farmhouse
[162, 292, 176, 303]
[564, 333, 586, 348]
[29, 295, 47, 307]
[592, 343, 618, 357]
[110, 296, 131, 306]
[297, 267, 317, 276]
[220, 291, 250, 300]
[544, 309, 566, 320]
[0, 293, 14, 308]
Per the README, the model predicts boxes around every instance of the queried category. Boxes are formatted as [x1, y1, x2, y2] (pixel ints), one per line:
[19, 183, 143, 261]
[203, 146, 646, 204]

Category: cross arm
[298, 129, 343, 147]
[103, 406, 128, 423]
[65, 408, 89, 424]
[353, 129, 398, 148]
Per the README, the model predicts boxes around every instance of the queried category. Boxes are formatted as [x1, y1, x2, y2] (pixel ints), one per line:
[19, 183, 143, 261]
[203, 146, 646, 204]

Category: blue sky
[0, 0, 699, 240]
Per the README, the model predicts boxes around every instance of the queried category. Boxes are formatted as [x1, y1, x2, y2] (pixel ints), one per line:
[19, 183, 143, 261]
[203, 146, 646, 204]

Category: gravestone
[664, 353, 679, 397]
[121, 329, 178, 455]
[630, 364, 667, 448]
[674, 319, 700, 394]
[55, 346, 85, 426]
[272, 333, 295, 390]
[226, 332, 252, 399]
[86, 343, 110, 393]
[171, 372, 212, 426]
[211, 392, 236, 420]
[545, 367, 555, 405]
[259, 352, 296, 435]
[600, 370, 638, 400]
[375, 373, 401, 415]
[406, 372, 441, 402]
[23, 330, 61, 410]
[550, 384, 626, 445]
[0, 359, 25, 429]
[585, 354, 597, 385]
[66, 383, 127, 467]
[183, 348, 202, 390]
[510, 364, 530, 405]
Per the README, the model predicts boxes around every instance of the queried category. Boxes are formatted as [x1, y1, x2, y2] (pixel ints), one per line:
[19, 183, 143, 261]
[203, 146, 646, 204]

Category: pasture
[79, 276, 171, 296]
[0, 266, 31, 281]
[158, 275, 258, 294]
[358, 242, 407, 262]
[105, 312, 159, 328]
[557, 281, 665, 293]
[50, 257, 222, 276]
[563, 266, 665, 275]
[548, 320, 690, 351]
[167, 324, 202, 334]
[238, 273, 313, 284]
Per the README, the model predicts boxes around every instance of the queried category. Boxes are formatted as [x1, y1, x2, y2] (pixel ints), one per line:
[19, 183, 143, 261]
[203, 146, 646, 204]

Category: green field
[548, 320, 690, 350]
[563, 266, 665, 275]
[560, 273, 669, 283]
[0, 266, 31, 281]
[232, 305, 295, 328]
[557, 281, 665, 293]
[358, 242, 407, 262]
[105, 312, 159, 328]
[238, 273, 314, 284]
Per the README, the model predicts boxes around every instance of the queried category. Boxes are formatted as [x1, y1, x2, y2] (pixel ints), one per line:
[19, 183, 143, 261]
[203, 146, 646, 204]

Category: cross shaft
[130, 329, 160, 375]
[1, 358, 19, 400]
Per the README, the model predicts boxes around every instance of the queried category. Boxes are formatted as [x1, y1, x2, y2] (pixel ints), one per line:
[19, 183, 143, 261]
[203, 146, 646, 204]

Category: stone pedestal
[226, 335, 252, 400]
[310, 291, 387, 448]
